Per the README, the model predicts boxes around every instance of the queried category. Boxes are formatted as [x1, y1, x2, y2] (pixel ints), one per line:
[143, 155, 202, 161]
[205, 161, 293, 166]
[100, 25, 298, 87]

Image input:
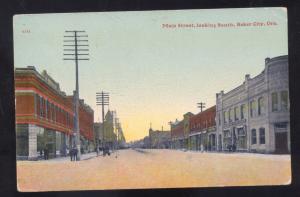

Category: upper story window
[258, 97, 264, 116]
[240, 104, 245, 119]
[250, 101, 255, 117]
[228, 109, 232, 122]
[40, 97, 44, 117]
[272, 92, 279, 112]
[234, 107, 238, 121]
[223, 111, 227, 123]
[281, 91, 288, 111]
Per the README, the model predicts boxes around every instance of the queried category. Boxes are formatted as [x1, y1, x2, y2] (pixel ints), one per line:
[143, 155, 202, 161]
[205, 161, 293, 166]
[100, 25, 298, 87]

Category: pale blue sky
[14, 8, 287, 141]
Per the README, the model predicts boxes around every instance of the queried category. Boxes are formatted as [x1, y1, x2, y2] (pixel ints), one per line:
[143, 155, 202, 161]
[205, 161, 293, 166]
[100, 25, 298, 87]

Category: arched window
[251, 129, 257, 144]
[259, 128, 265, 144]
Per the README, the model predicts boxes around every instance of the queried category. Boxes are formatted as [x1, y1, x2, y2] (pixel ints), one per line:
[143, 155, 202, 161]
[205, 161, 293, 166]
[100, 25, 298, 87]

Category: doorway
[274, 122, 289, 154]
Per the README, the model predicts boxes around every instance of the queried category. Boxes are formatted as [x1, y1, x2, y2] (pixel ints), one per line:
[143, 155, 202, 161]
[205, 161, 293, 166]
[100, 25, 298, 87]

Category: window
[250, 101, 255, 117]
[240, 104, 245, 119]
[54, 105, 57, 122]
[251, 129, 257, 144]
[259, 128, 265, 144]
[40, 97, 43, 117]
[234, 107, 238, 121]
[281, 91, 288, 111]
[272, 92, 278, 112]
[223, 111, 227, 123]
[258, 97, 264, 115]
[224, 130, 231, 138]
[229, 109, 232, 122]
[275, 122, 288, 129]
[36, 94, 41, 116]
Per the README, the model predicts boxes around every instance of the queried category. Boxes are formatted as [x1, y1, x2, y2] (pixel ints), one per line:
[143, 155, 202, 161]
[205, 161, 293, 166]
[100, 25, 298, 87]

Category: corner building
[15, 66, 94, 160]
[216, 56, 290, 153]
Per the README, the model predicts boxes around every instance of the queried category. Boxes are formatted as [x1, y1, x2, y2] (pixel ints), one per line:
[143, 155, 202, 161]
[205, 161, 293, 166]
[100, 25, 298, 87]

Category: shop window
[259, 128, 265, 144]
[272, 92, 278, 112]
[281, 91, 288, 111]
[251, 129, 257, 144]
[16, 124, 29, 156]
[237, 127, 246, 149]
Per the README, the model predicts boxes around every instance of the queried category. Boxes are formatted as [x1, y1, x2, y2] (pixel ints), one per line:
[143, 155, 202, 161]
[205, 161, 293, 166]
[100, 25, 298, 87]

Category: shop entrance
[275, 123, 289, 154]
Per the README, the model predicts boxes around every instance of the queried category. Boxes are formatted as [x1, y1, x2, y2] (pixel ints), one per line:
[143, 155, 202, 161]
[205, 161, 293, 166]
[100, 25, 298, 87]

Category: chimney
[245, 74, 250, 80]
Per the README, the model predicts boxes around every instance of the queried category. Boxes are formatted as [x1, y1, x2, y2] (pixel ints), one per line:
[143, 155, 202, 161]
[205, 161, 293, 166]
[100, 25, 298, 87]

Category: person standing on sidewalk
[74, 148, 78, 161]
[70, 148, 73, 161]
[44, 146, 49, 160]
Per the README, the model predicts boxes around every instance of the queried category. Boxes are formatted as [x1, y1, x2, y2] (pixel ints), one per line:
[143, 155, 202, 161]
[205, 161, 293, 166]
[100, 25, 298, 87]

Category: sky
[13, 8, 287, 141]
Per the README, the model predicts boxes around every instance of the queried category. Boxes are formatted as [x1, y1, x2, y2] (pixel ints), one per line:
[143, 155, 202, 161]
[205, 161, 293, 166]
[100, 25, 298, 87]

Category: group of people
[69, 147, 78, 161]
[39, 147, 49, 160]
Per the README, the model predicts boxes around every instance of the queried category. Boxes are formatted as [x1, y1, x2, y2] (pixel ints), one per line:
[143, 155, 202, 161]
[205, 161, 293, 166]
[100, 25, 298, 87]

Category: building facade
[170, 119, 184, 149]
[94, 110, 118, 150]
[149, 128, 171, 149]
[189, 106, 216, 151]
[15, 66, 94, 160]
[216, 55, 290, 153]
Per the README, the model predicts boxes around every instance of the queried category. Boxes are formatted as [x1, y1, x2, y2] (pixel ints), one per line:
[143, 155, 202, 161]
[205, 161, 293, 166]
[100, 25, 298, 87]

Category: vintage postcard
[14, 8, 290, 191]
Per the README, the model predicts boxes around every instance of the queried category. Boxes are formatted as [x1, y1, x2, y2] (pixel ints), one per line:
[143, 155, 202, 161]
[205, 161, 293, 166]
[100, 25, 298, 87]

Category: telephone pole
[197, 102, 206, 112]
[96, 91, 109, 154]
[63, 30, 89, 161]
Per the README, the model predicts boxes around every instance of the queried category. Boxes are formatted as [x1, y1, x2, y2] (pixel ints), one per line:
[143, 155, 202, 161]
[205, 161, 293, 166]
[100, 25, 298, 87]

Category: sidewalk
[38, 150, 118, 162]
[39, 152, 98, 162]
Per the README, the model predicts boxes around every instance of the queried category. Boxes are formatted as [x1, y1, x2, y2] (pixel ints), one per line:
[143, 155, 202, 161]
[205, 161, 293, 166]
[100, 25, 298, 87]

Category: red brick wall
[171, 121, 184, 138]
[15, 70, 94, 140]
[189, 106, 216, 133]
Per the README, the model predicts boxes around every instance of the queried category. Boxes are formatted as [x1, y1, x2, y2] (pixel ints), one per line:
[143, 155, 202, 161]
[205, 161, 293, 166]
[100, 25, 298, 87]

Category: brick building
[15, 66, 94, 160]
[189, 106, 216, 151]
[170, 119, 184, 149]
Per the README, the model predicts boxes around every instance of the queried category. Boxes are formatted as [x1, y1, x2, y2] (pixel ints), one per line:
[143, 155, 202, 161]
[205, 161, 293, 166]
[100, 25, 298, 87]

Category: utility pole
[63, 30, 89, 161]
[197, 102, 206, 112]
[96, 91, 109, 155]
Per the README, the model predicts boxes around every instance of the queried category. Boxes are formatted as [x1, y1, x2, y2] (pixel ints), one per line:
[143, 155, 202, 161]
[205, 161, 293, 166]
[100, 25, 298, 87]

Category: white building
[216, 55, 290, 153]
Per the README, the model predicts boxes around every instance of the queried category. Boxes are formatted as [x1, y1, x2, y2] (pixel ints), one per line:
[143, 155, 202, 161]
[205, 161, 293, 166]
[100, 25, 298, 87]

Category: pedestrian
[74, 148, 78, 161]
[44, 146, 49, 160]
[232, 144, 236, 152]
[39, 149, 43, 158]
[70, 148, 73, 161]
